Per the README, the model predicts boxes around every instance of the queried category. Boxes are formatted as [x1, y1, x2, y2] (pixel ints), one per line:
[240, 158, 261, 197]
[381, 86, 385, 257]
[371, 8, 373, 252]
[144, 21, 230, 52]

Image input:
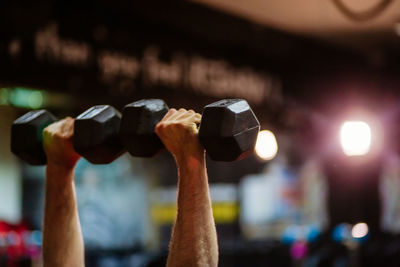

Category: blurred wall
[0, 106, 21, 223]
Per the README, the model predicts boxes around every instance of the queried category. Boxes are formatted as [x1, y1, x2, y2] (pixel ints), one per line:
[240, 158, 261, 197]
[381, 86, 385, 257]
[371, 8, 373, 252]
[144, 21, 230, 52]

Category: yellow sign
[151, 202, 239, 224]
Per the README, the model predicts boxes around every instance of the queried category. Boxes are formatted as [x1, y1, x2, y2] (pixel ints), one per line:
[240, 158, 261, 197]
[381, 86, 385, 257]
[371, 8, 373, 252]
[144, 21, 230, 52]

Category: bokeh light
[340, 121, 371, 156]
[255, 130, 278, 160]
[28, 91, 44, 109]
[351, 222, 369, 238]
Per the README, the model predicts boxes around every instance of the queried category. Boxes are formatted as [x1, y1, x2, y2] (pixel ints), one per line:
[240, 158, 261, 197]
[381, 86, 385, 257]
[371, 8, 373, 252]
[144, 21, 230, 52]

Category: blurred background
[1, 0, 400, 266]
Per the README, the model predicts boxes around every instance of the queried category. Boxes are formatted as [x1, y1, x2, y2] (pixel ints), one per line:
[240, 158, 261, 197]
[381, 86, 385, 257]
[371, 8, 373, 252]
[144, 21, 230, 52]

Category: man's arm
[155, 109, 218, 267]
[42, 117, 85, 267]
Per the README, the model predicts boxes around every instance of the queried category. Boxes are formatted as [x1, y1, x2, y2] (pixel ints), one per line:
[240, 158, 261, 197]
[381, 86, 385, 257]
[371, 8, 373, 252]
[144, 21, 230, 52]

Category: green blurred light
[0, 88, 10, 105]
[28, 91, 44, 109]
[10, 88, 32, 108]
[0, 87, 46, 108]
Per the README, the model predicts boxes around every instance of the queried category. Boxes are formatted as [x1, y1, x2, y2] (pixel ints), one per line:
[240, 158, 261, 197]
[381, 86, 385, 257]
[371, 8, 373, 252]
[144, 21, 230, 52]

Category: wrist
[46, 155, 79, 170]
[46, 162, 76, 184]
[175, 149, 206, 171]
[47, 161, 76, 171]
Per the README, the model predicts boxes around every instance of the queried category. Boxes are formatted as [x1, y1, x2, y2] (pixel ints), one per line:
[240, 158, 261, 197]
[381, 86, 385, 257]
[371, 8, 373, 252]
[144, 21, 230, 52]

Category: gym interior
[1, 0, 400, 266]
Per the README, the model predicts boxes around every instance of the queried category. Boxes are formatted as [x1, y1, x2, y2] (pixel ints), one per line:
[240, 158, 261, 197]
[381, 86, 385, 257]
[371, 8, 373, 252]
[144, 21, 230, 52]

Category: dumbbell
[11, 105, 125, 165]
[11, 110, 57, 165]
[119, 99, 260, 161]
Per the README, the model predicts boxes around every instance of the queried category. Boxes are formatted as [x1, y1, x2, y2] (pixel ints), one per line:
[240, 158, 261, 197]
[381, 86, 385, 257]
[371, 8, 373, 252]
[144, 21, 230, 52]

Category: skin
[39, 109, 218, 266]
[42, 117, 85, 267]
[155, 108, 218, 267]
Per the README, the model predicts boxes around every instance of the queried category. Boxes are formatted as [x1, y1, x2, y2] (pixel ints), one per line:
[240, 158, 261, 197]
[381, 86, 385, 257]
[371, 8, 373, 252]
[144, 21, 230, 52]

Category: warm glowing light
[351, 222, 368, 238]
[340, 121, 371, 156]
[255, 130, 278, 160]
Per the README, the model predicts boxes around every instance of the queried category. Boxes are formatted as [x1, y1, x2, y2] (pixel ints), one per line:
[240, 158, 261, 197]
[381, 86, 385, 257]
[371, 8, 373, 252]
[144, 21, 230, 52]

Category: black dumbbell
[119, 99, 169, 157]
[119, 99, 260, 161]
[11, 110, 57, 165]
[11, 105, 125, 165]
[199, 99, 260, 161]
[73, 105, 125, 164]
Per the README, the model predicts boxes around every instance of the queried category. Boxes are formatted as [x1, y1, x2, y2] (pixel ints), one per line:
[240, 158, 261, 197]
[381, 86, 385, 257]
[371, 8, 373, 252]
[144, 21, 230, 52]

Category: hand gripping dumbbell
[119, 99, 260, 161]
[11, 105, 125, 165]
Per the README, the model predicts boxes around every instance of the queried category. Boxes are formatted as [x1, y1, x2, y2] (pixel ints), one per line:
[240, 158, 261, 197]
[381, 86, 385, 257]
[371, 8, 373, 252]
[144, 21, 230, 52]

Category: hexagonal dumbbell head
[11, 110, 57, 165]
[74, 105, 125, 164]
[119, 99, 169, 157]
[199, 99, 260, 161]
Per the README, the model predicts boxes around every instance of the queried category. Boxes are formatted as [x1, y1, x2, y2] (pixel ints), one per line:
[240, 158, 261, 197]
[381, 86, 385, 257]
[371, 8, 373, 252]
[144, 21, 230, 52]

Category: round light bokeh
[340, 121, 371, 156]
[351, 222, 369, 239]
[255, 130, 278, 161]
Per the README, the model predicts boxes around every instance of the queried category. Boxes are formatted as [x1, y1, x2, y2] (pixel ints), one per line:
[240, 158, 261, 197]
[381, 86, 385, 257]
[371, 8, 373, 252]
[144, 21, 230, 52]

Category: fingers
[192, 113, 201, 124]
[161, 108, 178, 121]
[179, 110, 201, 126]
[43, 117, 75, 140]
[162, 108, 201, 123]
[164, 108, 188, 122]
[61, 117, 75, 139]
[156, 108, 201, 137]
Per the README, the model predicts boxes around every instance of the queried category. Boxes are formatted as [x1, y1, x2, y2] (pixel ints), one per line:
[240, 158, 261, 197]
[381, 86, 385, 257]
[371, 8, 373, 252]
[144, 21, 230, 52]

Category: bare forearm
[43, 164, 84, 267]
[167, 152, 218, 267]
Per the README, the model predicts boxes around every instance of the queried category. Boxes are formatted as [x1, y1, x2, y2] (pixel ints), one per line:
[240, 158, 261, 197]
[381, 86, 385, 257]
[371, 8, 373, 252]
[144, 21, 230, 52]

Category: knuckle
[156, 123, 169, 133]
[165, 109, 174, 116]
[155, 123, 163, 131]
[43, 126, 50, 134]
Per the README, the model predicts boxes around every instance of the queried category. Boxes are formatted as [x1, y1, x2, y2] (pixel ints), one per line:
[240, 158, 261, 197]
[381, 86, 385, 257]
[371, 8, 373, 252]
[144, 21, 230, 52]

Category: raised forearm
[167, 152, 218, 267]
[43, 164, 84, 267]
